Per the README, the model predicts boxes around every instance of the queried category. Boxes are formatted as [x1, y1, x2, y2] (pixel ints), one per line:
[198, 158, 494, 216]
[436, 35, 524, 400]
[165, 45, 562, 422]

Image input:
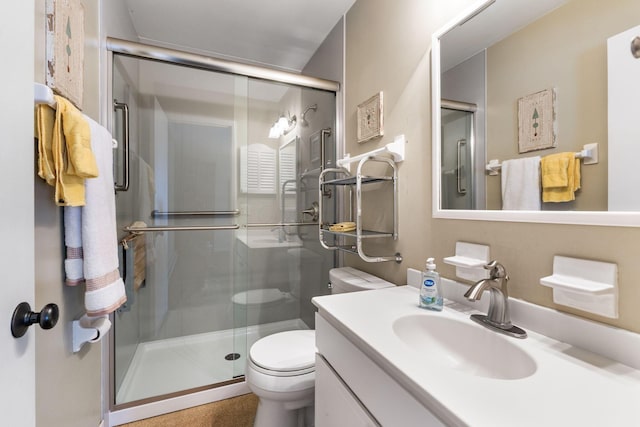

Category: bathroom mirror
[432, 0, 640, 226]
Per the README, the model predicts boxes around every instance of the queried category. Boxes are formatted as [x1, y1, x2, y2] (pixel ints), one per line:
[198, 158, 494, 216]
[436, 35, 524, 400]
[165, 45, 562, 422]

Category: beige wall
[486, 0, 640, 211]
[34, 1, 103, 426]
[343, 0, 474, 281]
[344, 0, 640, 334]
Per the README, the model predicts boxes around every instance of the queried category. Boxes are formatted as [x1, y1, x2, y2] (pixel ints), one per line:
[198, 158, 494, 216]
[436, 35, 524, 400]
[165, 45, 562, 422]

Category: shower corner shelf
[318, 155, 401, 263]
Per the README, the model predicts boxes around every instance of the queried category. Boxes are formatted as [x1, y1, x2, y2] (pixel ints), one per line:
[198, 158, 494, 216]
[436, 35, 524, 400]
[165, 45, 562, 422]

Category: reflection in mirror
[433, 0, 640, 224]
[441, 103, 477, 210]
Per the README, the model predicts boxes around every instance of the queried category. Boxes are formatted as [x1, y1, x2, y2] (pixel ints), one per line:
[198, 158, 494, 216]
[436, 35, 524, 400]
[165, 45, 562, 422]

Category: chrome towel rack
[124, 224, 240, 233]
[123, 222, 317, 233]
[151, 209, 241, 217]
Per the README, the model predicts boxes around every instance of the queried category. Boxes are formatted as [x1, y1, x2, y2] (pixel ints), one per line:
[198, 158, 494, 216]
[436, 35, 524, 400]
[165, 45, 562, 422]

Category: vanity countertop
[312, 285, 640, 427]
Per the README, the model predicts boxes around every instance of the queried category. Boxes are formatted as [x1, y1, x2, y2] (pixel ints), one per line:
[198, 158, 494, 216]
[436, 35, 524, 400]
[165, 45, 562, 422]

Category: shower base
[116, 318, 308, 404]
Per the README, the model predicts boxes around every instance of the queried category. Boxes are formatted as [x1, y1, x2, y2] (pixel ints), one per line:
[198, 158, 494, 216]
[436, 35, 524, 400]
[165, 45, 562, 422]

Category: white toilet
[246, 267, 395, 427]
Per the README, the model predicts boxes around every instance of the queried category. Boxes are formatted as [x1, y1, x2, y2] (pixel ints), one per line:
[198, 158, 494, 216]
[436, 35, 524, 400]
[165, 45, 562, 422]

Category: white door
[1, 2, 36, 425]
[608, 24, 640, 210]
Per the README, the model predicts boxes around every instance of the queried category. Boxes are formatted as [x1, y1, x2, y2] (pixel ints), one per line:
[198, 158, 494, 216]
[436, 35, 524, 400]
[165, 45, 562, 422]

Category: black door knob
[11, 302, 59, 338]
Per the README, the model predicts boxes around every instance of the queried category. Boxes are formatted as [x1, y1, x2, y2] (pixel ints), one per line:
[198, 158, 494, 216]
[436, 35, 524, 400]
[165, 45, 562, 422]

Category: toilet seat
[249, 330, 316, 377]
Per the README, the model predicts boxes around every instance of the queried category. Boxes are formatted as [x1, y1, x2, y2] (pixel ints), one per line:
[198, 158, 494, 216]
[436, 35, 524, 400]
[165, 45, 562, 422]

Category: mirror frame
[431, 0, 640, 227]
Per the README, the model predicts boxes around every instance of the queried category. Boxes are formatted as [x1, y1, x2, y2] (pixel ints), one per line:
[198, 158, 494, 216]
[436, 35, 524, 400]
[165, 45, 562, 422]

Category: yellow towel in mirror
[541, 155, 569, 189]
[329, 222, 356, 232]
[541, 153, 581, 202]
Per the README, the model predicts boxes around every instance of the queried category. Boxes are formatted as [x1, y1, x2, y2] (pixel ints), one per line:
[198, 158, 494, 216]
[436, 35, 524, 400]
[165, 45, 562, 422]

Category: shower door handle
[456, 139, 467, 195]
[320, 128, 331, 171]
[114, 100, 130, 192]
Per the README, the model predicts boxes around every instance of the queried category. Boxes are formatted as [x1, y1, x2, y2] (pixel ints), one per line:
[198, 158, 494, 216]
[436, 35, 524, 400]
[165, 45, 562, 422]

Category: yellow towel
[540, 155, 569, 189]
[541, 152, 581, 203]
[56, 96, 98, 179]
[35, 95, 99, 206]
[35, 105, 56, 186]
[329, 222, 356, 232]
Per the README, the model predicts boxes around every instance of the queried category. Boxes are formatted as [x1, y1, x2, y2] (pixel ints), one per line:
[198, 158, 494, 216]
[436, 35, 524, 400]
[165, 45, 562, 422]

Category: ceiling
[124, 0, 356, 73]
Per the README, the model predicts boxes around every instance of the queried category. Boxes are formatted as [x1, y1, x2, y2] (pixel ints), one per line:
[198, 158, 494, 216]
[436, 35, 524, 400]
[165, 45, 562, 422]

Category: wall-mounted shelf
[337, 134, 405, 173]
[443, 241, 490, 281]
[319, 155, 401, 263]
[540, 255, 618, 318]
[322, 229, 394, 239]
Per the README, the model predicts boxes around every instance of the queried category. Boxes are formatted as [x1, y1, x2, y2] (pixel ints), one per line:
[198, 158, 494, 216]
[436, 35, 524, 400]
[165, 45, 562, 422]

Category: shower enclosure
[440, 102, 477, 210]
[109, 40, 337, 407]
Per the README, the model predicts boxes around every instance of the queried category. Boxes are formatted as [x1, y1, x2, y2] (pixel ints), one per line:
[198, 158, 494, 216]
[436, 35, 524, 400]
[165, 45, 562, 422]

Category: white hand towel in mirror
[501, 156, 541, 210]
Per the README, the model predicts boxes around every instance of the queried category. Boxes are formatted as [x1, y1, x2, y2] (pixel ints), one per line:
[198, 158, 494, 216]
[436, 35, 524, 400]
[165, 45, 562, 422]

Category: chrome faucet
[464, 261, 527, 339]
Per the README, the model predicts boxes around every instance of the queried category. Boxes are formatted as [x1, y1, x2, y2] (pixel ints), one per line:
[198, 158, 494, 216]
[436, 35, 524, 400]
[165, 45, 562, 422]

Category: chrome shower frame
[105, 37, 342, 425]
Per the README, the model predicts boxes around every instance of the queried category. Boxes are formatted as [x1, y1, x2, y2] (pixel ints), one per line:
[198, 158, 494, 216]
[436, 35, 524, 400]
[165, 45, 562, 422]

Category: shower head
[300, 104, 317, 127]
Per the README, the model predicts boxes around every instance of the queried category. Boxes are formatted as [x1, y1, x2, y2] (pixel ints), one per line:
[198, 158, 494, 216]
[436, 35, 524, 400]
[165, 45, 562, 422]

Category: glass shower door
[112, 54, 249, 405]
[110, 51, 336, 407]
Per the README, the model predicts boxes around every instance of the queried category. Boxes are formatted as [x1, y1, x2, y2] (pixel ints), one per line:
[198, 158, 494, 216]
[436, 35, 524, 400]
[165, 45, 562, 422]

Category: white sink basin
[392, 314, 537, 380]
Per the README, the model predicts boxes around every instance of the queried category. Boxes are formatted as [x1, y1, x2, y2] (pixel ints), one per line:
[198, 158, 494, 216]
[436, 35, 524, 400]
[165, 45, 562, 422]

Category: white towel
[83, 117, 126, 315]
[63, 116, 126, 316]
[501, 156, 541, 210]
[64, 206, 84, 285]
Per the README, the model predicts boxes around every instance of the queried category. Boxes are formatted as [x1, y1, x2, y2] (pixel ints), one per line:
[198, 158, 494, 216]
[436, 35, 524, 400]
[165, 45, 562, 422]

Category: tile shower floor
[116, 318, 307, 404]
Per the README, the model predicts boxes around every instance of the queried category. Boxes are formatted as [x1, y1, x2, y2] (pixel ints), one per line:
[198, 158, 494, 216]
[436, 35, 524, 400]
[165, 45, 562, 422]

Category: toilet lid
[232, 289, 286, 306]
[249, 330, 316, 372]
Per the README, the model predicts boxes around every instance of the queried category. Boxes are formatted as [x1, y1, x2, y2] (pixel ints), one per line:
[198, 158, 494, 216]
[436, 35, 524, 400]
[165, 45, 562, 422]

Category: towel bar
[245, 222, 318, 227]
[34, 83, 56, 108]
[151, 209, 241, 217]
[486, 143, 599, 175]
[123, 224, 240, 233]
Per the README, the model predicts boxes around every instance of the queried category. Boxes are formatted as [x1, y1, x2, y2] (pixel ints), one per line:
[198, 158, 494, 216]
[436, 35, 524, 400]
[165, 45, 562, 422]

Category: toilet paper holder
[72, 315, 111, 353]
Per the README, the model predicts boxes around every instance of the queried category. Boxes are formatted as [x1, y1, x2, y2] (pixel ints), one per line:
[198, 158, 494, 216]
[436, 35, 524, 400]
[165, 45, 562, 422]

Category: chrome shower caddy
[319, 155, 401, 263]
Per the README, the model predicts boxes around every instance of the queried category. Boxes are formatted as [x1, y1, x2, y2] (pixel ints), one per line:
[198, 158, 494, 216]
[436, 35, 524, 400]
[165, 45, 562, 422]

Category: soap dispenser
[419, 258, 443, 311]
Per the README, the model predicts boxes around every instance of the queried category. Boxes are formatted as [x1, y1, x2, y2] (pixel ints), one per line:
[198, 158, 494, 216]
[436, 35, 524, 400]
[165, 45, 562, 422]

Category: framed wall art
[46, 0, 85, 109]
[357, 91, 384, 143]
[517, 88, 557, 153]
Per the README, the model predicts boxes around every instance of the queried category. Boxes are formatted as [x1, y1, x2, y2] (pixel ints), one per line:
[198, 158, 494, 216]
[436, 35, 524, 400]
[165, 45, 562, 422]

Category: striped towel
[64, 116, 126, 316]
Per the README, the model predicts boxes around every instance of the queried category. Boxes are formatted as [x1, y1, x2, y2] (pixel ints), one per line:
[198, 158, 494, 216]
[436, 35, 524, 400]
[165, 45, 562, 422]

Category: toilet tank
[329, 267, 395, 294]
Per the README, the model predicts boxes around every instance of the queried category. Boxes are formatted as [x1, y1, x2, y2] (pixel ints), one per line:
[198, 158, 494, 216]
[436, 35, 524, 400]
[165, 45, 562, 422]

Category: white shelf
[540, 274, 613, 295]
[539, 256, 618, 318]
[443, 242, 490, 281]
[443, 255, 486, 269]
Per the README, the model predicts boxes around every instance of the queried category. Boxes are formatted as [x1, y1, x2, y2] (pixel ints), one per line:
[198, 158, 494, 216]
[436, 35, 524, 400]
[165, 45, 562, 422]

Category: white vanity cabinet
[315, 355, 379, 427]
[315, 314, 446, 427]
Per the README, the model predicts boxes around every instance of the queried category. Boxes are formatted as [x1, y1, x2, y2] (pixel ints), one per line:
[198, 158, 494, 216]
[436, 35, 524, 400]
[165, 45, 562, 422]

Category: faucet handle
[483, 260, 498, 270]
[484, 260, 508, 280]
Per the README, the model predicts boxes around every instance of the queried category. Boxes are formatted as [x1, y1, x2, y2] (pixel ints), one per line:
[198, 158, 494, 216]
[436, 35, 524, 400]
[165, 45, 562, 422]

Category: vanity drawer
[315, 354, 380, 427]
